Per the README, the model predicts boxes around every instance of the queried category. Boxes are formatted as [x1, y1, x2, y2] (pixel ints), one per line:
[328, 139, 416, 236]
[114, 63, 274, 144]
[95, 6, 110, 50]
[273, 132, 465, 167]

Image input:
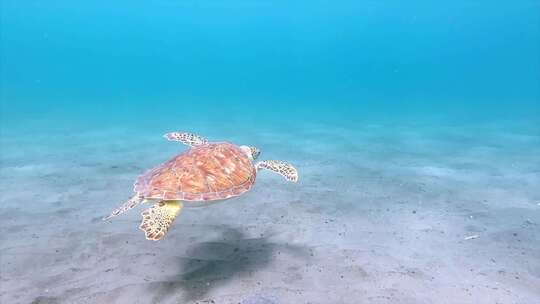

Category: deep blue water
[1, 1, 539, 132]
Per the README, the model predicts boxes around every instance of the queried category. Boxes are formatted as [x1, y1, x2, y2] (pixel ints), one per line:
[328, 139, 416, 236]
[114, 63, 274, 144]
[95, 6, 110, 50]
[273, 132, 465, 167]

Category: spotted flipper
[164, 132, 208, 147]
[139, 201, 183, 241]
[103, 195, 144, 221]
[255, 160, 299, 182]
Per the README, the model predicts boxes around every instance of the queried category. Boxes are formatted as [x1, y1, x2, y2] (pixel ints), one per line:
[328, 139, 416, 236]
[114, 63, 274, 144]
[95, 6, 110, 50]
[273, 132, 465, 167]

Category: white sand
[1, 121, 539, 304]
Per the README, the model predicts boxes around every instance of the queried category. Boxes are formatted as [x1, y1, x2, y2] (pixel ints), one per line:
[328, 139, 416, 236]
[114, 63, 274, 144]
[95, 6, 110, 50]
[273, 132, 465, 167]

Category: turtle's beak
[250, 146, 261, 160]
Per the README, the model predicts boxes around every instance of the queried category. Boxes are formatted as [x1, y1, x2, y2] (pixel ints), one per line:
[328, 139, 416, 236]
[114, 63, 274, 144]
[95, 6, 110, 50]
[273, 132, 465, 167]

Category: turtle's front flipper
[256, 160, 299, 182]
[139, 201, 183, 241]
[164, 132, 208, 147]
[103, 195, 144, 221]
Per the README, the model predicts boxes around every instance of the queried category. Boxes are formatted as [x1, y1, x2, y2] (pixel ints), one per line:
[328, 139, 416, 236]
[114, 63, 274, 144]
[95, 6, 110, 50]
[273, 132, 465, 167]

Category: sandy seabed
[1, 120, 539, 304]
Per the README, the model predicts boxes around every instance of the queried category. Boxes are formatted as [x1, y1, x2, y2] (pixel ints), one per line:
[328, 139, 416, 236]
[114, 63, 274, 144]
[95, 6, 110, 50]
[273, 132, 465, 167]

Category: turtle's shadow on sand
[151, 226, 309, 303]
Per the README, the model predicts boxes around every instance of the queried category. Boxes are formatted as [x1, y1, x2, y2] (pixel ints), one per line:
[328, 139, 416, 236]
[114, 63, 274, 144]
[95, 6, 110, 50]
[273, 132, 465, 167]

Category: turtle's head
[240, 145, 260, 161]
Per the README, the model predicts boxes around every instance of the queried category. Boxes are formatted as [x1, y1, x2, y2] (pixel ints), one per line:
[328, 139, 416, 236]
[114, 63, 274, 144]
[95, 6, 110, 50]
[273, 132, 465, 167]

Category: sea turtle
[104, 132, 298, 241]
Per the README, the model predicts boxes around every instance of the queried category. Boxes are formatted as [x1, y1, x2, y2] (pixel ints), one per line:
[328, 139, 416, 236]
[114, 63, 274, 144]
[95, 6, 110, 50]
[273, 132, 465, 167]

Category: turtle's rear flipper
[103, 195, 143, 221]
[139, 201, 183, 241]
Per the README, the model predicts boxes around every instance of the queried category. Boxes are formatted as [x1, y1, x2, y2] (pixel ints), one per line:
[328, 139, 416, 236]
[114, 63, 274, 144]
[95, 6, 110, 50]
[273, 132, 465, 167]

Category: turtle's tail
[139, 200, 183, 241]
[103, 195, 143, 221]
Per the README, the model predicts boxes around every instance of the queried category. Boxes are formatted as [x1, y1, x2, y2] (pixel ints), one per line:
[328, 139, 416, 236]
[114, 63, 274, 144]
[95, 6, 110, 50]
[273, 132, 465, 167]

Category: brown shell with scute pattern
[134, 142, 256, 201]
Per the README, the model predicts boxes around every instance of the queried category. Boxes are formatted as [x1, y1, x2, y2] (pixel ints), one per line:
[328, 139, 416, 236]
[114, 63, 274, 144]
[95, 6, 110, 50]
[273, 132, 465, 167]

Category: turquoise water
[2, 1, 540, 129]
[1, 1, 540, 303]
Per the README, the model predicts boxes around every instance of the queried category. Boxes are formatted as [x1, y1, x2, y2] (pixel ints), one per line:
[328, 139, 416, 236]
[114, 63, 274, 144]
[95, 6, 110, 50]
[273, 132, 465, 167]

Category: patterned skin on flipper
[139, 201, 183, 241]
[103, 195, 144, 221]
[164, 132, 208, 147]
[255, 160, 299, 182]
[134, 143, 256, 202]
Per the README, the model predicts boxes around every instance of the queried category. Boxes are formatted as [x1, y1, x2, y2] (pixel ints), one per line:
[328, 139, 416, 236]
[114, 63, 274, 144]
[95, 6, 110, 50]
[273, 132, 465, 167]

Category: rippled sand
[1, 120, 539, 304]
